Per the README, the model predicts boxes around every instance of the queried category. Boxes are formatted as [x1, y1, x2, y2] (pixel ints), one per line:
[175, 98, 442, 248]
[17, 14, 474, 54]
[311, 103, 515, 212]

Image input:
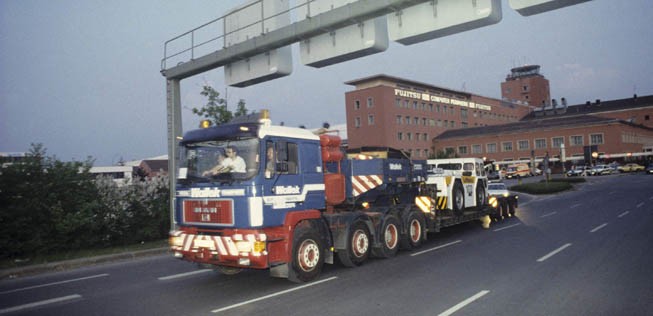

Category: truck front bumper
[169, 230, 269, 269]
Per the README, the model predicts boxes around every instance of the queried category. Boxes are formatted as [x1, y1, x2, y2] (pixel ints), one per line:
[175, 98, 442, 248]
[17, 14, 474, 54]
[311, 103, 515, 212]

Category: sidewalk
[1, 247, 169, 280]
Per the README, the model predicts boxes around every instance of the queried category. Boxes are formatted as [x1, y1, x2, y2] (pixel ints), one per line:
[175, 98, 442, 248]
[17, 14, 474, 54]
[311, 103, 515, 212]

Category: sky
[1, 0, 652, 165]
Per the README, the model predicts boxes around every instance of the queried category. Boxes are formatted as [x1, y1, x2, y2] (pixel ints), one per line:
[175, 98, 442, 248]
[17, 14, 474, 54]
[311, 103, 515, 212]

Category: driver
[203, 146, 246, 176]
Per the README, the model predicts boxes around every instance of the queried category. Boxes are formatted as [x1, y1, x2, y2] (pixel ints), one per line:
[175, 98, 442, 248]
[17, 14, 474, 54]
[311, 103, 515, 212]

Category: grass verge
[509, 177, 585, 194]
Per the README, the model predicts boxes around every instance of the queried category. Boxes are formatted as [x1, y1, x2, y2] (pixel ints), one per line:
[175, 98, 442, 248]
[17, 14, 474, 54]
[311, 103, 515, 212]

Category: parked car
[646, 163, 653, 174]
[590, 164, 612, 176]
[567, 165, 591, 177]
[617, 163, 645, 173]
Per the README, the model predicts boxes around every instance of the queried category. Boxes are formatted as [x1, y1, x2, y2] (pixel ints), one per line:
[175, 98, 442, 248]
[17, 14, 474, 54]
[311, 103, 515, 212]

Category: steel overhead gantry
[160, 0, 433, 230]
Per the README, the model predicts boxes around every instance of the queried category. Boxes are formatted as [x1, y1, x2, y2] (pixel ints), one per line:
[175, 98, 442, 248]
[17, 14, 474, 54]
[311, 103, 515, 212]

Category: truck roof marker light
[200, 120, 212, 128]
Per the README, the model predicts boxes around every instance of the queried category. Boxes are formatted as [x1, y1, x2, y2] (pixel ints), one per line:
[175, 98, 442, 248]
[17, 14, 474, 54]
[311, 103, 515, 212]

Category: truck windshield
[178, 138, 259, 183]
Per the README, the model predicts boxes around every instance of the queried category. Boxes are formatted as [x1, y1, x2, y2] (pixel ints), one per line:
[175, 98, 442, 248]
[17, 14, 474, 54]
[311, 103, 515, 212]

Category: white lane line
[493, 223, 521, 232]
[618, 211, 630, 218]
[540, 211, 557, 218]
[0, 274, 108, 295]
[438, 290, 490, 316]
[590, 223, 608, 233]
[570, 203, 582, 209]
[158, 269, 212, 281]
[211, 276, 337, 313]
[636, 202, 645, 208]
[0, 294, 82, 314]
[537, 243, 572, 262]
[410, 240, 463, 257]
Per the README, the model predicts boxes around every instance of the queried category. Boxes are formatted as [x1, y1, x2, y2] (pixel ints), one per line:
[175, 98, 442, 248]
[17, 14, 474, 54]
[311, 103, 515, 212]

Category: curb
[0, 247, 170, 280]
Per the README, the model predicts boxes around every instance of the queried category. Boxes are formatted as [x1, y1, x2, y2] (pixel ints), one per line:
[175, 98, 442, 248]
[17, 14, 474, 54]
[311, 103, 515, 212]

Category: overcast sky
[1, 0, 652, 165]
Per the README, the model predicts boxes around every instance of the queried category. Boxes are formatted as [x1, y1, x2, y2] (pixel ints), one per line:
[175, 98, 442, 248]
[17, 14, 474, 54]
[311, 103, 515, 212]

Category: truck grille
[182, 199, 234, 226]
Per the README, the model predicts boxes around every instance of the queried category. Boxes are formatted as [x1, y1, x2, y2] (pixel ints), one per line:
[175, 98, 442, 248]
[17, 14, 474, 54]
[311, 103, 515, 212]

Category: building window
[461, 108, 468, 119]
[423, 149, 429, 157]
[405, 116, 411, 125]
[646, 115, 650, 121]
[429, 103, 434, 111]
[407, 133, 412, 141]
[423, 133, 428, 141]
[422, 118, 427, 126]
[413, 101, 418, 109]
[404, 100, 409, 108]
[443, 105, 447, 113]
[396, 115, 402, 124]
[552, 137, 564, 149]
[421, 102, 426, 110]
[415, 133, 420, 141]
[522, 85, 529, 92]
[487, 143, 497, 153]
[535, 138, 546, 149]
[368, 115, 375, 125]
[461, 122, 468, 128]
[367, 97, 373, 108]
[444, 147, 455, 156]
[590, 133, 604, 145]
[397, 132, 403, 140]
[354, 117, 361, 128]
[436, 104, 441, 112]
[518, 140, 529, 151]
[570, 135, 583, 146]
[502, 141, 513, 152]
[450, 121, 455, 128]
[472, 144, 482, 154]
[354, 100, 360, 110]
[458, 146, 468, 155]
[414, 117, 419, 125]
[395, 98, 401, 107]
[429, 119, 435, 126]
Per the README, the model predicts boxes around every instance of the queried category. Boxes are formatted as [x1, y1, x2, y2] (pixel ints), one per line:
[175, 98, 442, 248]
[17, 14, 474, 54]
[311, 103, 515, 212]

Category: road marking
[618, 211, 630, 218]
[636, 202, 645, 208]
[411, 240, 462, 257]
[493, 223, 521, 232]
[537, 243, 572, 262]
[590, 223, 608, 233]
[438, 290, 490, 316]
[211, 276, 337, 313]
[570, 203, 582, 209]
[0, 274, 108, 295]
[0, 294, 81, 314]
[158, 269, 212, 281]
[540, 211, 557, 218]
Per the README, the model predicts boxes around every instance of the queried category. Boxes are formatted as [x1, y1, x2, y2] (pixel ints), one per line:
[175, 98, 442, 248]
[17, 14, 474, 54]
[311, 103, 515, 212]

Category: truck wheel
[291, 226, 324, 282]
[452, 182, 465, 215]
[338, 221, 370, 267]
[373, 216, 400, 258]
[401, 212, 424, 250]
[500, 201, 509, 219]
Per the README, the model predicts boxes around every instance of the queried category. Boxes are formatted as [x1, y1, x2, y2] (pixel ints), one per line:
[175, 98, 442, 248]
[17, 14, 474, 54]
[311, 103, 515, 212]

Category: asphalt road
[1, 173, 652, 316]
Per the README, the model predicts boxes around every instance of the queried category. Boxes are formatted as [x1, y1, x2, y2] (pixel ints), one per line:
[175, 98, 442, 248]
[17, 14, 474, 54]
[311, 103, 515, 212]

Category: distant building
[139, 159, 169, 178]
[501, 65, 551, 108]
[0, 152, 28, 167]
[344, 74, 532, 158]
[434, 95, 653, 166]
[89, 165, 137, 185]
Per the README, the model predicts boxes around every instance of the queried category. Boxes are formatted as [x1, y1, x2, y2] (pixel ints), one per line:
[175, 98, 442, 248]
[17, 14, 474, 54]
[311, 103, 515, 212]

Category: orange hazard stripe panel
[352, 175, 383, 197]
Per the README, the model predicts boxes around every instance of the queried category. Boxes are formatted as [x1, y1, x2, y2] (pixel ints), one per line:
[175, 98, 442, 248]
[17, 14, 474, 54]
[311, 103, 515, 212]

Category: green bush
[0, 144, 169, 260]
[509, 181, 573, 194]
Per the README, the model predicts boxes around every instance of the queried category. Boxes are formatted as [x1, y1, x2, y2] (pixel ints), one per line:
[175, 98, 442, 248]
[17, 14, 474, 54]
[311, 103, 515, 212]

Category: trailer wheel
[338, 221, 370, 267]
[291, 226, 324, 282]
[475, 185, 486, 209]
[374, 216, 400, 258]
[452, 182, 465, 215]
[401, 212, 424, 250]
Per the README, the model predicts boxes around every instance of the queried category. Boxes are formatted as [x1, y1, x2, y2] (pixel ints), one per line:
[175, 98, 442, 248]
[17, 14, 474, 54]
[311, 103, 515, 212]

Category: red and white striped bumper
[169, 230, 268, 268]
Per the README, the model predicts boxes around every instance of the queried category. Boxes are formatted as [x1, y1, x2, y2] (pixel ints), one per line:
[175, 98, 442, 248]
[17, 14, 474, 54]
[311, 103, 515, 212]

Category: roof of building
[140, 159, 168, 172]
[524, 94, 653, 120]
[435, 94, 653, 141]
[344, 74, 473, 98]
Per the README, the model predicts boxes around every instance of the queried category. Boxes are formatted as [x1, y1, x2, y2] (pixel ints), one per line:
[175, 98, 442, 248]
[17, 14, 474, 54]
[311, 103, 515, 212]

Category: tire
[499, 201, 508, 219]
[338, 221, 371, 267]
[401, 212, 424, 250]
[452, 182, 465, 215]
[291, 226, 324, 282]
[475, 184, 486, 208]
[373, 215, 401, 258]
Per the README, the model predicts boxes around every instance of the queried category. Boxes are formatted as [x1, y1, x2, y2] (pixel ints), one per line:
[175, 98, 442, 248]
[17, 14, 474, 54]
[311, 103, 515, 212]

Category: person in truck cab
[203, 146, 246, 176]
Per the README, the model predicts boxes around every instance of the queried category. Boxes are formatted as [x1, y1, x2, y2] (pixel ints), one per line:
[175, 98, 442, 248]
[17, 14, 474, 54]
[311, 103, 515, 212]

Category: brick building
[344, 74, 533, 158]
[433, 95, 653, 166]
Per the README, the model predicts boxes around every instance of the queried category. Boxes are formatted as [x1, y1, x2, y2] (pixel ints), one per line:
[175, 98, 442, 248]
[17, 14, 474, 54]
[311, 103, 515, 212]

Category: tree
[431, 148, 459, 159]
[192, 85, 248, 125]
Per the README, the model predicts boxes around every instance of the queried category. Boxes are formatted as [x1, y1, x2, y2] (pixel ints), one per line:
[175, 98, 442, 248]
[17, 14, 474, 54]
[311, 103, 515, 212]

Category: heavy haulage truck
[169, 111, 497, 282]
